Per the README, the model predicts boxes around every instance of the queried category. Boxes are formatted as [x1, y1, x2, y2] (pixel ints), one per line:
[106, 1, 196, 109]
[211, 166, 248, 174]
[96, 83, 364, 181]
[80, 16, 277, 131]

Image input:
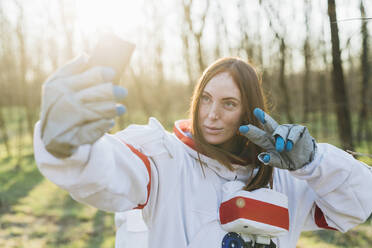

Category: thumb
[76, 119, 115, 145]
[257, 152, 286, 170]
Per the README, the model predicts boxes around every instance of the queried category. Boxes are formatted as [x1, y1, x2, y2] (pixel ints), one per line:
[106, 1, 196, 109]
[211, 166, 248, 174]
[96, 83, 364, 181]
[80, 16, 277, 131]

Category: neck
[218, 136, 242, 155]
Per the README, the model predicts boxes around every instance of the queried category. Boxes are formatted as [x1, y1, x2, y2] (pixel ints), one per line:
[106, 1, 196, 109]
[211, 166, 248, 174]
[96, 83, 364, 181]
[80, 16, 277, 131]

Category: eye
[224, 101, 237, 109]
[201, 94, 210, 103]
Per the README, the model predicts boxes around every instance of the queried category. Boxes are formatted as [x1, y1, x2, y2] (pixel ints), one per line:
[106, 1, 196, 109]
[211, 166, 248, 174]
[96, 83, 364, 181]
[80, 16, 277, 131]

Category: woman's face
[198, 72, 243, 150]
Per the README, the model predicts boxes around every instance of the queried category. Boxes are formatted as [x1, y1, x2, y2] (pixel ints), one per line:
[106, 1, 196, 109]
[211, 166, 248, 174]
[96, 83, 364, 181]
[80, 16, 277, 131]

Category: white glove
[40, 54, 128, 158]
[239, 108, 317, 170]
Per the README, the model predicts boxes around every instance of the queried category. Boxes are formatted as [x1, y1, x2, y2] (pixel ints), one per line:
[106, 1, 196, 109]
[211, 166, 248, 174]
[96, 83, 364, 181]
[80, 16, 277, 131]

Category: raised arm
[33, 54, 153, 212]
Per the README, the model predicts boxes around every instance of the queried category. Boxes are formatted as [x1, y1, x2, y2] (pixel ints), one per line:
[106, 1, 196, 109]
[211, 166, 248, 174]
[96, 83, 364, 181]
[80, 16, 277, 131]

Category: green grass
[0, 141, 116, 248]
[298, 224, 372, 248]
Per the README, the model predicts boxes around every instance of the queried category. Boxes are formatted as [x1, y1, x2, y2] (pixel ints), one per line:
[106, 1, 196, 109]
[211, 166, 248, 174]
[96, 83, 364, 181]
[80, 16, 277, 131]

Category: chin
[204, 135, 227, 146]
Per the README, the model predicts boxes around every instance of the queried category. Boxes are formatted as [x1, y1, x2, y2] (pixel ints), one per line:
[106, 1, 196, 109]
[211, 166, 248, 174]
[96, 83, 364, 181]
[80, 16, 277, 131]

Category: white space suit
[33, 117, 372, 248]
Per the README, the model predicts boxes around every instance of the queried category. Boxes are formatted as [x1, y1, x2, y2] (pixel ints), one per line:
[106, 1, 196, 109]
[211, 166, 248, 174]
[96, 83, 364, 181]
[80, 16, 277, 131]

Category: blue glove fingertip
[113, 86, 128, 101]
[275, 136, 285, 152]
[102, 67, 116, 81]
[109, 120, 115, 129]
[253, 108, 266, 124]
[286, 140, 293, 151]
[239, 125, 250, 134]
[263, 154, 270, 163]
[116, 105, 126, 116]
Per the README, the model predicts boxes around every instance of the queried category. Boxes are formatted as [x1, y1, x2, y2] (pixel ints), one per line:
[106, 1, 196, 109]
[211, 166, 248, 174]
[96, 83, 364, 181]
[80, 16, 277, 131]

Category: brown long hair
[190, 57, 273, 191]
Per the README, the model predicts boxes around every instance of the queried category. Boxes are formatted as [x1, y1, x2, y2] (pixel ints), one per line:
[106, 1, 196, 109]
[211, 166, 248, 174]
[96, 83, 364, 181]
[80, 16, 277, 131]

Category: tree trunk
[59, 1, 75, 59]
[181, 0, 196, 93]
[14, 0, 27, 167]
[15, 106, 24, 170]
[356, 0, 370, 144]
[129, 68, 152, 118]
[318, 72, 329, 138]
[319, 15, 330, 139]
[194, 0, 209, 74]
[154, 40, 170, 124]
[0, 108, 11, 157]
[261, 1, 293, 123]
[181, 0, 209, 91]
[327, 0, 353, 150]
[302, 0, 311, 123]
[214, 1, 229, 60]
[195, 32, 206, 73]
[279, 38, 294, 123]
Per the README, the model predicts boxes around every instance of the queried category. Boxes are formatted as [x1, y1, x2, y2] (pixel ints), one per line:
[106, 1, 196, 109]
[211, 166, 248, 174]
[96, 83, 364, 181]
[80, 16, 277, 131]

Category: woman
[34, 56, 372, 248]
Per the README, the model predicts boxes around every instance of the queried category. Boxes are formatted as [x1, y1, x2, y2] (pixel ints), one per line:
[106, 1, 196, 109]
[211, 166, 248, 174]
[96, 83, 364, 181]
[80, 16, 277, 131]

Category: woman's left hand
[239, 108, 317, 171]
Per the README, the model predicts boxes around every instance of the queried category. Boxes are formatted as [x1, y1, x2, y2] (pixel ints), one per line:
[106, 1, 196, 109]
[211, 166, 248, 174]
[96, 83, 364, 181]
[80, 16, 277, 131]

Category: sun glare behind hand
[76, 0, 144, 41]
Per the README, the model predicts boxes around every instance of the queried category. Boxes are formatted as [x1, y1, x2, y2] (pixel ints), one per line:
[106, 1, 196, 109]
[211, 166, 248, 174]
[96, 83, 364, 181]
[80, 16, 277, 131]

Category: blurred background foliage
[0, 0, 371, 247]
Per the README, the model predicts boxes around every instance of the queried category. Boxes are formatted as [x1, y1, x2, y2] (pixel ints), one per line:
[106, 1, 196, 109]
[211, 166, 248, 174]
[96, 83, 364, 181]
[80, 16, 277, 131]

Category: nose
[207, 102, 220, 120]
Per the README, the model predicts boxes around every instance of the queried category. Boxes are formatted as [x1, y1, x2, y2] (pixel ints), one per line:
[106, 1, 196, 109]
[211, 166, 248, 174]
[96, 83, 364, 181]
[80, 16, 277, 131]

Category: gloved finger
[116, 105, 126, 116]
[51, 54, 89, 80]
[59, 66, 116, 91]
[239, 124, 275, 150]
[258, 153, 271, 165]
[84, 102, 126, 119]
[285, 140, 293, 152]
[76, 83, 127, 103]
[287, 125, 306, 146]
[257, 152, 286, 169]
[253, 108, 279, 134]
[76, 119, 115, 145]
[76, 83, 114, 103]
[273, 125, 291, 152]
[275, 136, 285, 152]
[113, 86, 128, 101]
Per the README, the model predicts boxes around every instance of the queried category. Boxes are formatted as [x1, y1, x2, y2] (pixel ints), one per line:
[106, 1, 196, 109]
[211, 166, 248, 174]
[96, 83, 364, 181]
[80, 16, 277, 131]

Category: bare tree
[148, 1, 171, 124]
[302, 0, 311, 122]
[261, 1, 294, 123]
[318, 22, 330, 139]
[45, 1, 60, 70]
[327, 0, 353, 150]
[194, 0, 210, 73]
[13, 0, 28, 167]
[128, 67, 153, 119]
[13, 0, 39, 151]
[58, 0, 75, 60]
[0, 2, 11, 157]
[0, 110, 10, 157]
[181, 0, 210, 91]
[213, 1, 230, 60]
[356, 0, 370, 146]
[181, 0, 195, 91]
[237, 0, 254, 62]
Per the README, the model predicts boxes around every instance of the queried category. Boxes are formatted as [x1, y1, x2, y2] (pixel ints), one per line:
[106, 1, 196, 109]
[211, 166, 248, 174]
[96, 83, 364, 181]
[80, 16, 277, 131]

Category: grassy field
[1, 138, 371, 247]
[0, 108, 371, 247]
[0, 150, 116, 248]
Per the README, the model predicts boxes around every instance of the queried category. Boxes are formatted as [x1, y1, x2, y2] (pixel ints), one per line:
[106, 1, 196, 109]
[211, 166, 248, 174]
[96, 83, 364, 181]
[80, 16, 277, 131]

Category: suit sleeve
[290, 143, 372, 232]
[33, 118, 166, 212]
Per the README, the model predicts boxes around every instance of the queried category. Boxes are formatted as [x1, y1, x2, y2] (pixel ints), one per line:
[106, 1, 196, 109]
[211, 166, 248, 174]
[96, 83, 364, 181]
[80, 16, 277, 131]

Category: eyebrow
[202, 91, 241, 102]
[223, 97, 240, 102]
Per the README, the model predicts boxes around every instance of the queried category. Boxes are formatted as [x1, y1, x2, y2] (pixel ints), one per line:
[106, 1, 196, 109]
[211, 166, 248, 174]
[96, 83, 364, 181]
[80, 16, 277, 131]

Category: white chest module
[219, 181, 289, 247]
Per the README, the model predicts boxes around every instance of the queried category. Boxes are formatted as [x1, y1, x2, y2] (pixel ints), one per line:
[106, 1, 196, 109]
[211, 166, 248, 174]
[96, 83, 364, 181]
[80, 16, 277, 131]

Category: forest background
[0, 0, 371, 247]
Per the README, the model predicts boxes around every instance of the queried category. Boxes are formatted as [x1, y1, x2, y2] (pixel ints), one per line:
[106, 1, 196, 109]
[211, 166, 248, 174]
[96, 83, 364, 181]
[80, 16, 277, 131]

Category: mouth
[203, 125, 223, 135]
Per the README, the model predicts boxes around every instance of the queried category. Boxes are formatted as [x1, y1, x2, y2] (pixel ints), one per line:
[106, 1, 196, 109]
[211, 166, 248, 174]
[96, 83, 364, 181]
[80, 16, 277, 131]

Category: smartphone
[88, 33, 135, 84]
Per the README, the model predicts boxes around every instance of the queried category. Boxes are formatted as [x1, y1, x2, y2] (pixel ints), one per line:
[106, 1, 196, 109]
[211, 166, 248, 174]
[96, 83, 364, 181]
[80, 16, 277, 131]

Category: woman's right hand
[40, 54, 128, 158]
